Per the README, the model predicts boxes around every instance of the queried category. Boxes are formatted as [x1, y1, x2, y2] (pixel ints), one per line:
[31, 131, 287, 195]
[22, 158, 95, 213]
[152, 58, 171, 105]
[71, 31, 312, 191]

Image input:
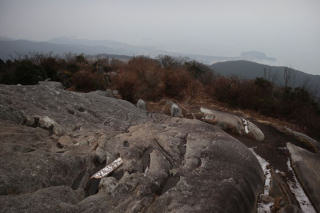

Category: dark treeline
[0, 54, 319, 138]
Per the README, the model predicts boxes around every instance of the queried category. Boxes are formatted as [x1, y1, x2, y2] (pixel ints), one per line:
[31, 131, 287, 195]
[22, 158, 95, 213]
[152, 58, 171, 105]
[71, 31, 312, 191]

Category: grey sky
[1, 0, 320, 74]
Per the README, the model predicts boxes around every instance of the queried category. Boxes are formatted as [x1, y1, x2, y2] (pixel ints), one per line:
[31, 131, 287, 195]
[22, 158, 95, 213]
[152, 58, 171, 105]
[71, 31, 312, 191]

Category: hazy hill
[49, 37, 159, 56]
[211, 60, 320, 98]
[0, 38, 173, 60]
[0, 38, 277, 65]
[0, 39, 131, 61]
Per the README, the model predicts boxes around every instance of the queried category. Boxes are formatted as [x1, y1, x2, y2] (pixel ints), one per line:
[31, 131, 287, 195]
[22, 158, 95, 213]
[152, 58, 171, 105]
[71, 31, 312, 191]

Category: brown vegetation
[0, 54, 319, 139]
[111, 56, 203, 102]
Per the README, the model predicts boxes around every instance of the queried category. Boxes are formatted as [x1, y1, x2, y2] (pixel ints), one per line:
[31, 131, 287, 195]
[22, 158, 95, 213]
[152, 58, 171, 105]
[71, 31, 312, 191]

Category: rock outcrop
[0, 186, 83, 212]
[287, 143, 320, 212]
[256, 120, 320, 153]
[200, 107, 265, 141]
[0, 82, 264, 213]
[96, 118, 264, 212]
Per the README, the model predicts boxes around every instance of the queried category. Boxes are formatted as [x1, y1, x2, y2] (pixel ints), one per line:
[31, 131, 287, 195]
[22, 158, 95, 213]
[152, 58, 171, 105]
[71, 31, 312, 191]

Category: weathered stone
[0, 120, 91, 196]
[112, 90, 119, 96]
[0, 82, 265, 213]
[201, 107, 265, 141]
[201, 107, 243, 134]
[99, 176, 118, 193]
[146, 149, 170, 185]
[38, 116, 64, 136]
[101, 118, 264, 213]
[0, 105, 25, 124]
[58, 135, 75, 147]
[170, 103, 183, 117]
[283, 127, 320, 152]
[246, 119, 265, 141]
[0, 81, 148, 132]
[260, 120, 320, 152]
[279, 204, 303, 213]
[88, 89, 114, 97]
[287, 143, 320, 213]
[0, 186, 83, 213]
[136, 99, 146, 111]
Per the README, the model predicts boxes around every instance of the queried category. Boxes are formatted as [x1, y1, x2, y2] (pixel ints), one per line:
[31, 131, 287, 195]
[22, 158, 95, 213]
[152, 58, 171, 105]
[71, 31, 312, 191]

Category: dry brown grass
[111, 56, 203, 103]
[72, 70, 107, 92]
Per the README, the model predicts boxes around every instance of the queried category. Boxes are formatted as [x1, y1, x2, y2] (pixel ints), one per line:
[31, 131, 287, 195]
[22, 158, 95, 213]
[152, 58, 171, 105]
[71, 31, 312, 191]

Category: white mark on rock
[242, 118, 249, 134]
[91, 157, 123, 179]
[144, 166, 149, 177]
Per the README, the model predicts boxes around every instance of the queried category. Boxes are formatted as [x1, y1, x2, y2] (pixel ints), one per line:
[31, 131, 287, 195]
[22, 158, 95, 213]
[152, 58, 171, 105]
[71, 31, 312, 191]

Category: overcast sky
[1, 0, 319, 74]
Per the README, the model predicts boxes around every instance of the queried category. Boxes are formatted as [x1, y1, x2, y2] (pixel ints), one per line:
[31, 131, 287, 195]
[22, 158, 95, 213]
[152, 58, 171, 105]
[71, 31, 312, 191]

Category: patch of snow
[250, 148, 273, 213]
[286, 159, 316, 213]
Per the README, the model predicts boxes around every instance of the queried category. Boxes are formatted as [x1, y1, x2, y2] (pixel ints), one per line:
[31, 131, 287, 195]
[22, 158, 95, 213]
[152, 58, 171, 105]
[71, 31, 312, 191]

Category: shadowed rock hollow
[0, 82, 265, 212]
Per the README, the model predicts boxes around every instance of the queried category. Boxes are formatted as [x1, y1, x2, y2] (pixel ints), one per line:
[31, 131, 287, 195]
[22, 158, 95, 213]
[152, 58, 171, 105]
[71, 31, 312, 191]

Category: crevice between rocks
[153, 139, 176, 168]
[157, 174, 180, 195]
[84, 178, 101, 197]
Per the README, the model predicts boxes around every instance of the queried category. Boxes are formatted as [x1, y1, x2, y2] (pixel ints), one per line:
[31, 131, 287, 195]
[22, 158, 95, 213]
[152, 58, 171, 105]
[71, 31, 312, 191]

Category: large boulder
[256, 120, 320, 153]
[0, 82, 264, 212]
[0, 120, 90, 195]
[287, 143, 320, 212]
[93, 118, 264, 213]
[283, 127, 320, 153]
[200, 107, 265, 141]
[0, 81, 148, 132]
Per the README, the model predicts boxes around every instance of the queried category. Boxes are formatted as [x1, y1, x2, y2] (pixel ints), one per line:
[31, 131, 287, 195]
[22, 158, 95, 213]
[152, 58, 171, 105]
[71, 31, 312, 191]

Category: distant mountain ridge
[0, 39, 143, 60]
[0, 37, 276, 65]
[48, 37, 163, 56]
[211, 60, 320, 98]
[0, 38, 317, 97]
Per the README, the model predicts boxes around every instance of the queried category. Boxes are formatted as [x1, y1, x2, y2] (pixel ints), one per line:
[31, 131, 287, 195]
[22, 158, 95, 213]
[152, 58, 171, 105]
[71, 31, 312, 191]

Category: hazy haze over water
[0, 0, 319, 74]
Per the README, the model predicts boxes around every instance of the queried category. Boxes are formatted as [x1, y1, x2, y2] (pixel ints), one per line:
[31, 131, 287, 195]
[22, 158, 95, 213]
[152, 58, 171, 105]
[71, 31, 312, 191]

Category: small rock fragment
[137, 99, 146, 111]
[99, 176, 118, 193]
[58, 135, 75, 147]
[170, 103, 182, 117]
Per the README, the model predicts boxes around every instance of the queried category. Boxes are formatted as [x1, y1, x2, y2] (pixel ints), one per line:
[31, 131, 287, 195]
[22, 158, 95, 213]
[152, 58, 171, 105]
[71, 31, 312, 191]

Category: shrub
[112, 57, 165, 102]
[212, 77, 241, 106]
[112, 56, 203, 102]
[72, 70, 107, 92]
[75, 54, 87, 64]
[112, 69, 139, 102]
[15, 60, 47, 84]
[159, 55, 181, 69]
[39, 57, 60, 81]
[185, 61, 212, 81]
[163, 68, 197, 99]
